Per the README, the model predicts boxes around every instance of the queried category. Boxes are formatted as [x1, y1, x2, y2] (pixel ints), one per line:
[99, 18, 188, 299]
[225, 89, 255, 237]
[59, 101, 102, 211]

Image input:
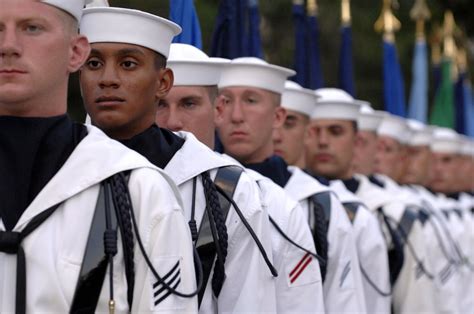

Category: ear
[273, 106, 287, 129]
[214, 94, 225, 127]
[68, 35, 91, 73]
[155, 68, 174, 100]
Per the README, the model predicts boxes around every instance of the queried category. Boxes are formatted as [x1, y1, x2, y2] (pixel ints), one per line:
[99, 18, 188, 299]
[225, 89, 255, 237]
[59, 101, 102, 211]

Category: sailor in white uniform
[273, 81, 368, 313]
[80, 14, 277, 314]
[215, 57, 326, 313]
[0, 1, 197, 313]
[305, 88, 390, 313]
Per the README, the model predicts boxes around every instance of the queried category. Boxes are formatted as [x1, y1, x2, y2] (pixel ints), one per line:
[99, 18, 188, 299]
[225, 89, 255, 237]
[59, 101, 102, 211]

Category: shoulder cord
[200, 171, 228, 297]
[359, 265, 392, 296]
[382, 213, 435, 280]
[213, 184, 278, 276]
[103, 180, 118, 312]
[307, 198, 329, 281]
[112, 172, 203, 299]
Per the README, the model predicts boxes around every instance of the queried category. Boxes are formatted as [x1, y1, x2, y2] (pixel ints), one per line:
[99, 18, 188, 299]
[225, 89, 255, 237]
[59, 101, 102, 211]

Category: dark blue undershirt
[245, 155, 292, 188]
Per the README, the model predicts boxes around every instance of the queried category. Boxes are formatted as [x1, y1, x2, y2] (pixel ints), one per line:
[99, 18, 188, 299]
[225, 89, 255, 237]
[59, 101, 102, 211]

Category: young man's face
[375, 136, 407, 182]
[216, 86, 285, 164]
[273, 109, 309, 166]
[157, 85, 216, 148]
[80, 42, 172, 140]
[305, 119, 357, 180]
[352, 130, 378, 175]
[402, 145, 431, 185]
[0, 0, 89, 116]
[429, 152, 459, 193]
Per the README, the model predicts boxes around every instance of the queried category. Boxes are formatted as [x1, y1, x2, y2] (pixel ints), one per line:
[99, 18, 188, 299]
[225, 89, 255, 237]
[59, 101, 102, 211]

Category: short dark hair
[154, 52, 167, 70]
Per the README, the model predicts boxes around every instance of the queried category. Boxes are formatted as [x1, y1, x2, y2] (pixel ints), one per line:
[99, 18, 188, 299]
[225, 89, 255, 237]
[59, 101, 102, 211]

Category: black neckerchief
[245, 155, 292, 187]
[368, 174, 385, 188]
[304, 169, 330, 186]
[119, 124, 184, 169]
[0, 114, 87, 230]
[447, 192, 460, 200]
[341, 177, 360, 194]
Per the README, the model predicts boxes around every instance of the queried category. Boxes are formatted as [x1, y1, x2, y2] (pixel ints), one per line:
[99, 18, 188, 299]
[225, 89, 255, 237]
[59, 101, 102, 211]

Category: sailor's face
[273, 110, 309, 166]
[216, 86, 285, 164]
[157, 85, 216, 149]
[352, 130, 378, 175]
[80, 43, 169, 140]
[403, 145, 430, 185]
[374, 136, 406, 182]
[305, 119, 356, 179]
[0, 0, 85, 113]
[429, 152, 459, 193]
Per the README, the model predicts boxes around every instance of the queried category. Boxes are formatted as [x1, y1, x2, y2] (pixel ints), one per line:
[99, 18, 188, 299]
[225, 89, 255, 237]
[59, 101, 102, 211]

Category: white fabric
[377, 113, 410, 144]
[85, 0, 109, 7]
[41, 0, 92, 21]
[245, 169, 324, 313]
[312, 88, 361, 121]
[168, 44, 229, 86]
[357, 103, 385, 131]
[163, 132, 277, 313]
[281, 81, 318, 117]
[218, 57, 295, 94]
[80, 7, 181, 58]
[285, 168, 368, 313]
[0, 126, 198, 313]
[406, 119, 432, 146]
[430, 127, 462, 154]
[329, 180, 391, 313]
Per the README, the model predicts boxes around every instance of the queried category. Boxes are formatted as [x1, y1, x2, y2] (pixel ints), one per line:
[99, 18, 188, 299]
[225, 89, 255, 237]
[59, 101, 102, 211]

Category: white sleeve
[128, 168, 198, 313]
[200, 174, 277, 313]
[323, 195, 367, 313]
[274, 201, 325, 314]
[353, 207, 391, 313]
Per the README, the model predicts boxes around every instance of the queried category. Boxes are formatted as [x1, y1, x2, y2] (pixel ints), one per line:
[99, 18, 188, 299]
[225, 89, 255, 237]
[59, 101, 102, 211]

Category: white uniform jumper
[329, 179, 390, 313]
[0, 126, 198, 313]
[245, 168, 325, 313]
[163, 132, 277, 313]
[284, 167, 367, 313]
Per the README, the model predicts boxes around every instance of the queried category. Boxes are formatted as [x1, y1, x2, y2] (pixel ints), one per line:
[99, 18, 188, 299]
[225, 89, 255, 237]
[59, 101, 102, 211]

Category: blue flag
[383, 39, 406, 117]
[338, 25, 355, 96]
[454, 72, 466, 134]
[408, 39, 428, 123]
[292, 2, 307, 86]
[169, 0, 202, 49]
[306, 14, 324, 89]
[248, 0, 263, 58]
[464, 82, 474, 137]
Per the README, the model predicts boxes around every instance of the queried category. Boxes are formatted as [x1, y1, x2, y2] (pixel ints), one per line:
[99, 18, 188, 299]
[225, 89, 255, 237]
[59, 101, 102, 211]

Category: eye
[182, 100, 196, 109]
[25, 24, 43, 34]
[85, 58, 103, 70]
[121, 60, 138, 70]
[157, 101, 168, 109]
[245, 96, 257, 104]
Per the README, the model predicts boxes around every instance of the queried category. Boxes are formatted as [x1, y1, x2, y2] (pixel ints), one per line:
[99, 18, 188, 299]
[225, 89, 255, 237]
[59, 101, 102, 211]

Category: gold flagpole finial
[307, 0, 318, 17]
[429, 23, 442, 64]
[341, 0, 351, 26]
[374, 0, 401, 42]
[410, 0, 431, 39]
[442, 10, 456, 59]
[292, 0, 304, 5]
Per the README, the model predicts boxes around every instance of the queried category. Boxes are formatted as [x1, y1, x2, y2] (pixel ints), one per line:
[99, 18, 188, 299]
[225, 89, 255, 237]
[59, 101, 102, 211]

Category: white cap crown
[406, 119, 432, 146]
[430, 127, 462, 154]
[281, 81, 318, 117]
[168, 44, 229, 86]
[357, 102, 385, 131]
[41, 0, 93, 21]
[312, 88, 360, 121]
[218, 57, 295, 95]
[80, 7, 181, 58]
[377, 113, 410, 144]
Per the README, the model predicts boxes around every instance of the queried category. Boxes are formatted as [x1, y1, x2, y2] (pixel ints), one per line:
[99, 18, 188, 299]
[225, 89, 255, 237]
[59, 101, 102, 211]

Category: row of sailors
[1, 1, 472, 313]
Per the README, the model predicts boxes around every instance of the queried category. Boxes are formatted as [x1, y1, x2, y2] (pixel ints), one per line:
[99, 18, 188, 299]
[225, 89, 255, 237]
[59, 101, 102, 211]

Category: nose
[273, 126, 283, 145]
[98, 63, 120, 89]
[165, 106, 183, 131]
[0, 26, 22, 58]
[316, 128, 329, 148]
[230, 100, 245, 124]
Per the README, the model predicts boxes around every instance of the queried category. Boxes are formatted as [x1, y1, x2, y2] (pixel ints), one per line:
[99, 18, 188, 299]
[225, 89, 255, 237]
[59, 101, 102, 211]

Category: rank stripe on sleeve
[152, 260, 181, 306]
[289, 253, 313, 283]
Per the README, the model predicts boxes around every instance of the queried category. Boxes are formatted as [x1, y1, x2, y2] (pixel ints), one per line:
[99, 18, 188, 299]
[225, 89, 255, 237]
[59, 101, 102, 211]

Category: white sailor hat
[168, 44, 229, 86]
[356, 101, 385, 131]
[281, 81, 318, 117]
[41, 0, 93, 21]
[406, 119, 432, 146]
[85, 0, 109, 7]
[430, 127, 462, 154]
[80, 7, 181, 58]
[377, 113, 410, 144]
[312, 88, 361, 121]
[459, 136, 474, 157]
[218, 57, 295, 95]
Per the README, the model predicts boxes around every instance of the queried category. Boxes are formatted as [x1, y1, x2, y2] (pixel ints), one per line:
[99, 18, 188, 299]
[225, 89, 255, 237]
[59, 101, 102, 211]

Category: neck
[293, 152, 306, 169]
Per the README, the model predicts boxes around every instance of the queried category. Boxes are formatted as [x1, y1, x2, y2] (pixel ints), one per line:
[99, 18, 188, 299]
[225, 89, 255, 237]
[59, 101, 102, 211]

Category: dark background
[68, 0, 474, 122]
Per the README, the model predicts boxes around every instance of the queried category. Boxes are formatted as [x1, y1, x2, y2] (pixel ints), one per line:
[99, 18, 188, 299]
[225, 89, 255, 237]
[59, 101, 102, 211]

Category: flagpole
[341, 0, 351, 26]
